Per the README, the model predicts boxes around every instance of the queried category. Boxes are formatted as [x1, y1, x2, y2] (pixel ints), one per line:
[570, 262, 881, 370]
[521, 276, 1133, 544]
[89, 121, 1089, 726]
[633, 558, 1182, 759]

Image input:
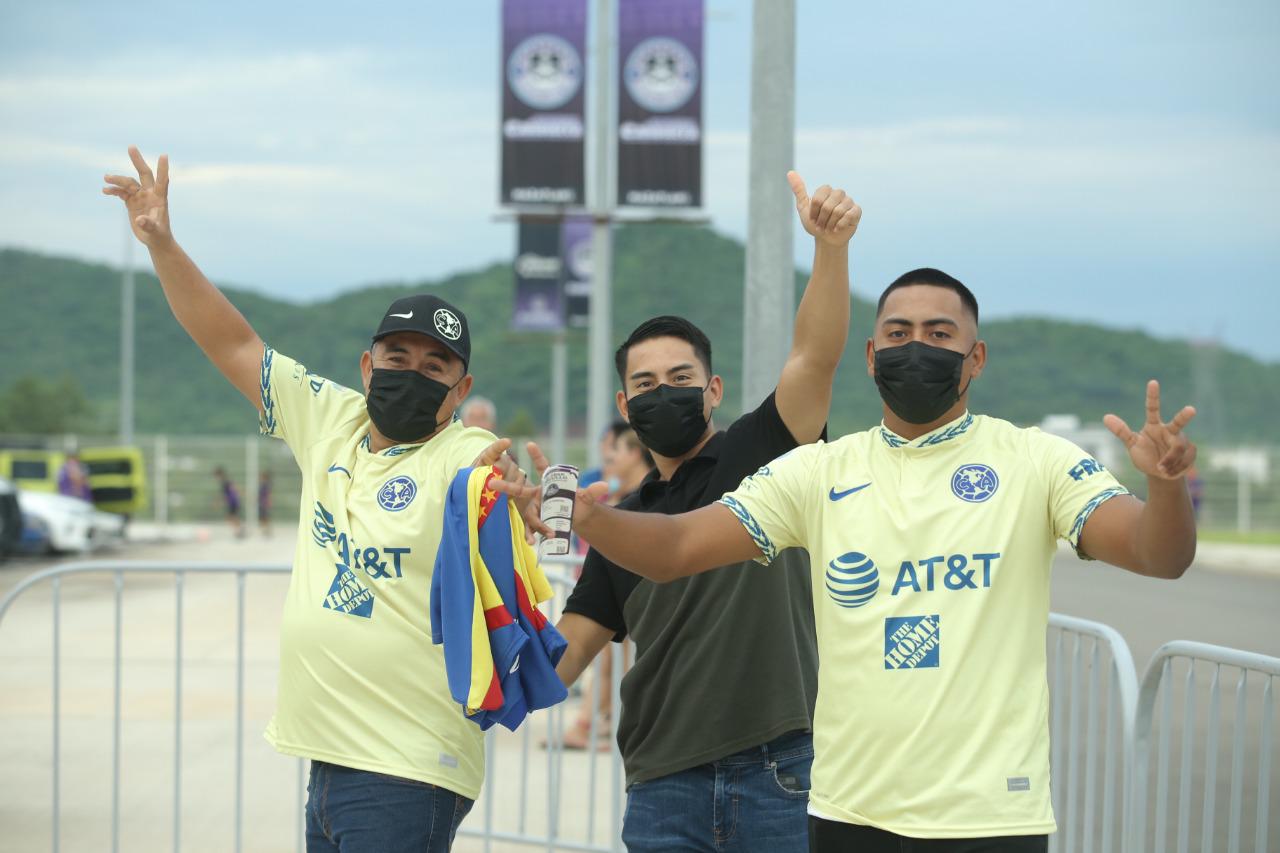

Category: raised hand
[1103, 380, 1197, 480]
[102, 146, 172, 248]
[787, 171, 861, 246]
[484, 440, 553, 541]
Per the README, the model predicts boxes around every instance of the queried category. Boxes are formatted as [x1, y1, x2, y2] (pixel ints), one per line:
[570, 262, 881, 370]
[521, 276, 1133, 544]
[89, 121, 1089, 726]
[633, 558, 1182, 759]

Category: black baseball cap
[371, 294, 471, 368]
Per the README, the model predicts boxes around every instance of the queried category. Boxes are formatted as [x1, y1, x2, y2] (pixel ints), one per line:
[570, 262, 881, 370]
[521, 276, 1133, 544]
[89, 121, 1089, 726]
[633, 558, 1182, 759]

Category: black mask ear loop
[955, 342, 978, 399]
[434, 372, 467, 430]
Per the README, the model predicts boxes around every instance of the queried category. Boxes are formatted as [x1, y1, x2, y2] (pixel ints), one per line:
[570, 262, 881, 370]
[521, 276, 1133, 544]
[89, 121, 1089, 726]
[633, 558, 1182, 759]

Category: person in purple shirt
[214, 466, 244, 538]
[56, 453, 94, 503]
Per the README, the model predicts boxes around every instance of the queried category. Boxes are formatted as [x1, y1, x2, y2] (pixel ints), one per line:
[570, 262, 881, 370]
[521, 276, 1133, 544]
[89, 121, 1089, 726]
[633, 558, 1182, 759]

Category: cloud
[696, 115, 1280, 257]
[0, 49, 377, 103]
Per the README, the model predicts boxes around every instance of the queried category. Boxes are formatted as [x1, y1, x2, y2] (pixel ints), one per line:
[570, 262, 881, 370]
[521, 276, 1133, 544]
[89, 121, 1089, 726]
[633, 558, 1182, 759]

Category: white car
[17, 490, 126, 554]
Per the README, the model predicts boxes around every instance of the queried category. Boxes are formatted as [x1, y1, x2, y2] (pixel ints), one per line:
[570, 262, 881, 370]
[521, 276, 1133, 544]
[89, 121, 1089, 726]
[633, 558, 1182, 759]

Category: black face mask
[627, 384, 710, 458]
[874, 341, 975, 425]
[365, 368, 459, 443]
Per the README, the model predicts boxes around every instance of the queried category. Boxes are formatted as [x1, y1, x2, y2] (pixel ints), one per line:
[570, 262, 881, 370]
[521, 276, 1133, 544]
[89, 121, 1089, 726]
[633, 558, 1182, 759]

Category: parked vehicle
[80, 446, 149, 516]
[0, 477, 21, 561]
[0, 449, 61, 492]
[0, 446, 148, 516]
[16, 489, 125, 554]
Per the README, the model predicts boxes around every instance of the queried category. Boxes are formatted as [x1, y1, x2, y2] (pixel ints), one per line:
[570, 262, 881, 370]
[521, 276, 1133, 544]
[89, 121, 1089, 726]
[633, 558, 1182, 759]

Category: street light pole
[742, 0, 797, 414]
[587, 0, 615, 468]
[120, 220, 136, 445]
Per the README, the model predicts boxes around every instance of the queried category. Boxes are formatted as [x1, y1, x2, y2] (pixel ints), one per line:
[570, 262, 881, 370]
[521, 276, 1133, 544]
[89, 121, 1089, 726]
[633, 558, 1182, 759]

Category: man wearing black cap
[105, 147, 525, 852]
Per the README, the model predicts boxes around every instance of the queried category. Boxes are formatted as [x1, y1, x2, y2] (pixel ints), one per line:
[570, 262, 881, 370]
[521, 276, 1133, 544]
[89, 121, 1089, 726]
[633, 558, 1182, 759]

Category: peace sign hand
[102, 146, 172, 248]
[1103, 380, 1197, 480]
[787, 171, 861, 246]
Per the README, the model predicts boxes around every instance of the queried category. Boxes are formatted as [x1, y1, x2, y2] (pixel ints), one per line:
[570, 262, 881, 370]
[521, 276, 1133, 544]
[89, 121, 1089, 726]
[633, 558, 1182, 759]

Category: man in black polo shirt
[553, 173, 861, 852]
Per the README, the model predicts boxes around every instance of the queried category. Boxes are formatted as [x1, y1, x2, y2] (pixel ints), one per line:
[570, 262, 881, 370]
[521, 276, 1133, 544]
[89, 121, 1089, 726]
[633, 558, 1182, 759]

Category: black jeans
[808, 817, 1048, 853]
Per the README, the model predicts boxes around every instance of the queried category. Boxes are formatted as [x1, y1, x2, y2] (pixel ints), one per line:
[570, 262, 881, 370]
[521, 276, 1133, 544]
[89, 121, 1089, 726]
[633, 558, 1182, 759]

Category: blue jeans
[305, 761, 474, 853]
[622, 730, 813, 853]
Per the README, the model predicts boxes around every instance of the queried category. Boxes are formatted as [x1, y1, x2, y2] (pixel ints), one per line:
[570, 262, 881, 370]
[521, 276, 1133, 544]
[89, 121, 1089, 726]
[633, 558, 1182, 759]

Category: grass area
[1198, 529, 1280, 546]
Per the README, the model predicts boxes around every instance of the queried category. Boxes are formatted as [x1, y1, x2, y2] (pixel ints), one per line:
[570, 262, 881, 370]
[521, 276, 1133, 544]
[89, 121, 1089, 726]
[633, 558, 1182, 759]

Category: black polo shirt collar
[635, 430, 725, 510]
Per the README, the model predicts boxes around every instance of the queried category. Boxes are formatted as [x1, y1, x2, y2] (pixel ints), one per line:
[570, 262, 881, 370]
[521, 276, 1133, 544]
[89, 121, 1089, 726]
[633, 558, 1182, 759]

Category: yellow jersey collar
[358, 423, 456, 458]
[879, 411, 974, 450]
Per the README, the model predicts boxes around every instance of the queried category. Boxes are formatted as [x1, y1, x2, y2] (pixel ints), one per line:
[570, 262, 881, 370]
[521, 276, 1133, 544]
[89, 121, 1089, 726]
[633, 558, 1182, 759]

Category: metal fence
[1047, 614, 1138, 853]
[0, 558, 624, 853]
[1, 561, 1277, 852]
[460, 562, 626, 853]
[1130, 642, 1279, 853]
[5, 433, 1278, 534]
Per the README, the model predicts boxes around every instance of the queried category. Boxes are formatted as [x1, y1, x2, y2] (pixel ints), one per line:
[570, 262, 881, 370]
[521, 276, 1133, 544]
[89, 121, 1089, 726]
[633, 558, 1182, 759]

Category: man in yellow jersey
[104, 147, 532, 853]
[555, 269, 1197, 852]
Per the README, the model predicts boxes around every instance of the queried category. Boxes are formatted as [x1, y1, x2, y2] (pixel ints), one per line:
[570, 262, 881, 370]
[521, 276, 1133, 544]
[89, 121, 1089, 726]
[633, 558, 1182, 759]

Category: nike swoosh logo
[828, 483, 871, 501]
[389, 311, 414, 319]
[328, 464, 352, 478]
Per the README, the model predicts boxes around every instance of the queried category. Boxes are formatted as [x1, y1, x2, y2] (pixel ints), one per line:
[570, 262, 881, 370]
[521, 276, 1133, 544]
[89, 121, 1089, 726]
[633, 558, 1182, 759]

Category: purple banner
[616, 0, 703, 208]
[560, 215, 593, 329]
[501, 0, 588, 206]
[513, 218, 566, 332]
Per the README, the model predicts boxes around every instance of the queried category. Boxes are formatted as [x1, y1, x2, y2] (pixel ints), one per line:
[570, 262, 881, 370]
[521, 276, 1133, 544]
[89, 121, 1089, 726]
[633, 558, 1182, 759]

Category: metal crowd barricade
[1046, 613, 1139, 853]
[457, 557, 626, 853]
[1130, 641, 1279, 853]
[3, 561, 1276, 853]
[0, 561, 299, 853]
[0, 556, 624, 853]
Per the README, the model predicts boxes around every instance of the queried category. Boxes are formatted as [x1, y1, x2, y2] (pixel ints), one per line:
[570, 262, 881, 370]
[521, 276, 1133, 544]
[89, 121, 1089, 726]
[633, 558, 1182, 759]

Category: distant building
[1038, 414, 1122, 472]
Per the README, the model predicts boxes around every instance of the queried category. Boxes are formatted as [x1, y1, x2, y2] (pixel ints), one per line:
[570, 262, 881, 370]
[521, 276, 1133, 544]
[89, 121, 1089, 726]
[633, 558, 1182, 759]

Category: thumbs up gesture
[787, 171, 861, 246]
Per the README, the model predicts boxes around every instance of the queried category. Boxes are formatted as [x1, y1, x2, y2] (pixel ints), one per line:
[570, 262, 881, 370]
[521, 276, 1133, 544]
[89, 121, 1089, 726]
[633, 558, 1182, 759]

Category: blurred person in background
[607, 427, 655, 501]
[578, 421, 627, 492]
[559, 425, 654, 750]
[570, 420, 627, 560]
[459, 396, 497, 432]
[1187, 464, 1204, 518]
[258, 471, 273, 537]
[56, 452, 93, 502]
[105, 146, 537, 853]
[213, 466, 244, 539]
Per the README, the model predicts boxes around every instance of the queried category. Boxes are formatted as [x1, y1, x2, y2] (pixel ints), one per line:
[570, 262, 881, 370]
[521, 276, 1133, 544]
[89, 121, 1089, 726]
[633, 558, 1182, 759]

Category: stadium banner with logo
[561, 215, 593, 329]
[616, 0, 704, 208]
[513, 218, 566, 332]
[501, 0, 588, 206]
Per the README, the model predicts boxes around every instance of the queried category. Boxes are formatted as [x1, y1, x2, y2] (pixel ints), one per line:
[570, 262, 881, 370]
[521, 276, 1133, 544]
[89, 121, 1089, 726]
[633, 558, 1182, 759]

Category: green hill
[1, 227, 1275, 442]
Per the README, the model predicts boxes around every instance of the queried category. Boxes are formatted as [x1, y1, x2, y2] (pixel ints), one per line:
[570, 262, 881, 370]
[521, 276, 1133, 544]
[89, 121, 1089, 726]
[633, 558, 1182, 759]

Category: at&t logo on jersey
[825, 552, 879, 608]
[310, 501, 413, 619]
[891, 552, 1000, 595]
[952, 464, 999, 503]
[885, 614, 940, 669]
[378, 476, 417, 511]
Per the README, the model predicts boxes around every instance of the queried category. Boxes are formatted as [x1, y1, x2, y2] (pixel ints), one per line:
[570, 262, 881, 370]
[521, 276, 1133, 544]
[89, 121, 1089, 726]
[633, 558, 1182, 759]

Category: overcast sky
[2, 0, 1277, 358]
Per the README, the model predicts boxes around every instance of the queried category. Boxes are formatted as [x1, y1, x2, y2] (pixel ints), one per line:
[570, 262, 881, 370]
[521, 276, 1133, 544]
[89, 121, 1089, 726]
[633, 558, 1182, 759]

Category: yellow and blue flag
[430, 466, 568, 730]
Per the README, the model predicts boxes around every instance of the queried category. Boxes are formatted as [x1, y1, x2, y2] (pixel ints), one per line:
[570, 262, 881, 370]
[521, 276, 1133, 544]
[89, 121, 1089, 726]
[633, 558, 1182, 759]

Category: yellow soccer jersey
[257, 346, 497, 799]
[719, 412, 1128, 838]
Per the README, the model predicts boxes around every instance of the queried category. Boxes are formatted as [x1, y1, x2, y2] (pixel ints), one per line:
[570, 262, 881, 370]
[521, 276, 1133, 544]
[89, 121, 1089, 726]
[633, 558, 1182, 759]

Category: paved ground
[0, 528, 1275, 852]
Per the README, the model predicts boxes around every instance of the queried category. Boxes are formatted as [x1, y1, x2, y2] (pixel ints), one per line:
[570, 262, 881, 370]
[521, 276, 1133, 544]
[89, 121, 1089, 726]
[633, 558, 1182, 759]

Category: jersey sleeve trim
[1068, 486, 1130, 559]
[718, 495, 778, 565]
[258, 344, 278, 437]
